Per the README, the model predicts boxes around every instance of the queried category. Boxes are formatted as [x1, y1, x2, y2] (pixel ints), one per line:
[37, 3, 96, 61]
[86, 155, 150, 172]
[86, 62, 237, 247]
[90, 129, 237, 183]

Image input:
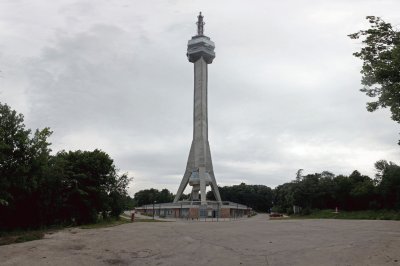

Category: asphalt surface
[1, 214, 399, 266]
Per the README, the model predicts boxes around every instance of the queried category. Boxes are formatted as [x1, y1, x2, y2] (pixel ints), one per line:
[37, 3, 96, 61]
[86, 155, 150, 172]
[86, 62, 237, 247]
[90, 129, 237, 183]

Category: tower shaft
[193, 57, 208, 167]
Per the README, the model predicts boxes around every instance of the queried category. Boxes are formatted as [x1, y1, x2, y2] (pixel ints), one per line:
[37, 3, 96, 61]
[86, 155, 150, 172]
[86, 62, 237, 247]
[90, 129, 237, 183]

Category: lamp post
[153, 201, 156, 220]
[217, 201, 219, 222]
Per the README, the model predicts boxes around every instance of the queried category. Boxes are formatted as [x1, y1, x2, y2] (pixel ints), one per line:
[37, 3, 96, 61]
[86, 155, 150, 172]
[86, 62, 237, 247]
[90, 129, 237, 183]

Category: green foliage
[0, 102, 132, 230]
[133, 219, 167, 222]
[0, 102, 53, 228]
[0, 217, 129, 246]
[44, 150, 132, 224]
[207, 183, 273, 212]
[349, 16, 400, 144]
[2, 101, 399, 228]
[291, 209, 400, 220]
[0, 230, 45, 246]
[273, 164, 400, 214]
[375, 160, 400, 209]
[134, 188, 174, 206]
[124, 195, 136, 210]
[273, 183, 296, 213]
[79, 216, 130, 229]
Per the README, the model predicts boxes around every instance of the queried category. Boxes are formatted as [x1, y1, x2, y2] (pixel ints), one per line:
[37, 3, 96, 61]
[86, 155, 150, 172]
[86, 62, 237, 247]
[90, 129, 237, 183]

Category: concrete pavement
[0, 214, 399, 265]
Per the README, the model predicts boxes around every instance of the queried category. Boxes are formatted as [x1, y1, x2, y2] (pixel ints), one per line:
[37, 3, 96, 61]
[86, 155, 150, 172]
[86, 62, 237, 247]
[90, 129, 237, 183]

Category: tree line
[134, 163, 399, 214]
[273, 165, 400, 214]
[132, 184, 274, 212]
[2, 100, 399, 230]
[206, 184, 273, 212]
[0, 103, 132, 230]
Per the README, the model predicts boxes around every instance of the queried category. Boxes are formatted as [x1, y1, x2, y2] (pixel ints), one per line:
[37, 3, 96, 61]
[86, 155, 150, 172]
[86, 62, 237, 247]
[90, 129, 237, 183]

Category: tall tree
[374, 160, 400, 209]
[134, 188, 174, 206]
[0, 102, 52, 228]
[51, 149, 131, 224]
[349, 16, 400, 144]
[208, 183, 273, 212]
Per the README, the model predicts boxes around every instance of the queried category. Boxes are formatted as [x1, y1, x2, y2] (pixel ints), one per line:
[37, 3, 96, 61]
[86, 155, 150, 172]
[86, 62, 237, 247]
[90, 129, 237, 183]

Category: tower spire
[196, 12, 205, 35]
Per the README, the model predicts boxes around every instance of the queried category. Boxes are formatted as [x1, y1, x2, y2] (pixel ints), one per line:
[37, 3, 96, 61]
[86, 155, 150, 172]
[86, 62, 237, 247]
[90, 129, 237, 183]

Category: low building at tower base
[135, 201, 251, 220]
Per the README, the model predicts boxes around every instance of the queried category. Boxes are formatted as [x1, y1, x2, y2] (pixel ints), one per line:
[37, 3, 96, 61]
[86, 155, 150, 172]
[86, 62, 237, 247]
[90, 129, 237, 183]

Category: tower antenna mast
[196, 12, 205, 35]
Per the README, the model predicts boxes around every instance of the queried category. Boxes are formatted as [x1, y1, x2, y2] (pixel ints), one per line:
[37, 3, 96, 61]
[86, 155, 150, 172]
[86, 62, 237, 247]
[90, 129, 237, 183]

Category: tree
[349, 16, 400, 144]
[133, 188, 174, 206]
[0, 102, 132, 229]
[272, 170, 380, 213]
[374, 159, 392, 180]
[273, 182, 296, 213]
[332, 175, 353, 210]
[374, 160, 400, 209]
[209, 183, 273, 212]
[295, 169, 303, 182]
[124, 195, 137, 210]
[0, 102, 52, 229]
[108, 172, 132, 218]
[348, 171, 375, 210]
[158, 188, 174, 203]
[292, 174, 321, 210]
[51, 150, 131, 224]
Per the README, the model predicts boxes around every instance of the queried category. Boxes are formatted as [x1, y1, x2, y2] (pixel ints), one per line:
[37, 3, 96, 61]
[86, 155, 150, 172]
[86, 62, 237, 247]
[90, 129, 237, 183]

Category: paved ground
[1, 214, 399, 266]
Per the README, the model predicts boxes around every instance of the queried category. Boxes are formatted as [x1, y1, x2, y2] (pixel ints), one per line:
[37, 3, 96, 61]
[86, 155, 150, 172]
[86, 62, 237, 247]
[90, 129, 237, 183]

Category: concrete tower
[174, 13, 222, 204]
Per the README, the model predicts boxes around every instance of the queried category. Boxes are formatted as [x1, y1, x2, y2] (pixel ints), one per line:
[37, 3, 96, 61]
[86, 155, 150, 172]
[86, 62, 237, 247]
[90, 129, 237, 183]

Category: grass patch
[0, 230, 45, 246]
[120, 214, 131, 220]
[290, 209, 400, 220]
[0, 216, 131, 245]
[0, 223, 67, 246]
[248, 212, 258, 218]
[79, 217, 130, 229]
[120, 212, 170, 222]
[133, 218, 168, 222]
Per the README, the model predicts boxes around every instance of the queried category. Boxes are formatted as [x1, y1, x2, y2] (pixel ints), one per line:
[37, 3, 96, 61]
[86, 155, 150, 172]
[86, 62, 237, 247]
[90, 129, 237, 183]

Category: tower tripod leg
[199, 166, 207, 204]
[173, 171, 190, 203]
[209, 171, 222, 202]
[206, 141, 222, 202]
[174, 141, 195, 202]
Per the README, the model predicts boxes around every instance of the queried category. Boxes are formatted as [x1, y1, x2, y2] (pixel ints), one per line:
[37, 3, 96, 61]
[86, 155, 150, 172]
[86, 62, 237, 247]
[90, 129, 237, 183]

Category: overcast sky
[1, 0, 399, 196]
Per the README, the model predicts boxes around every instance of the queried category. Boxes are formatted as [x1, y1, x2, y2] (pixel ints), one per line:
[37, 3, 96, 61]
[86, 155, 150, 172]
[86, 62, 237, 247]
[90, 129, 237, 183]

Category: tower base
[135, 201, 252, 220]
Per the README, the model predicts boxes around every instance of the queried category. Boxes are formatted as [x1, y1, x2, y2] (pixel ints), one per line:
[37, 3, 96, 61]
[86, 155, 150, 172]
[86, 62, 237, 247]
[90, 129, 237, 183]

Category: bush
[270, 213, 283, 218]
[301, 208, 312, 215]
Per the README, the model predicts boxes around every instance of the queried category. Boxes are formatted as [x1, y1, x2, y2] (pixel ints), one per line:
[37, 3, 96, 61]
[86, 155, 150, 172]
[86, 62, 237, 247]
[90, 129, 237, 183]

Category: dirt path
[1, 214, 399, 265]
